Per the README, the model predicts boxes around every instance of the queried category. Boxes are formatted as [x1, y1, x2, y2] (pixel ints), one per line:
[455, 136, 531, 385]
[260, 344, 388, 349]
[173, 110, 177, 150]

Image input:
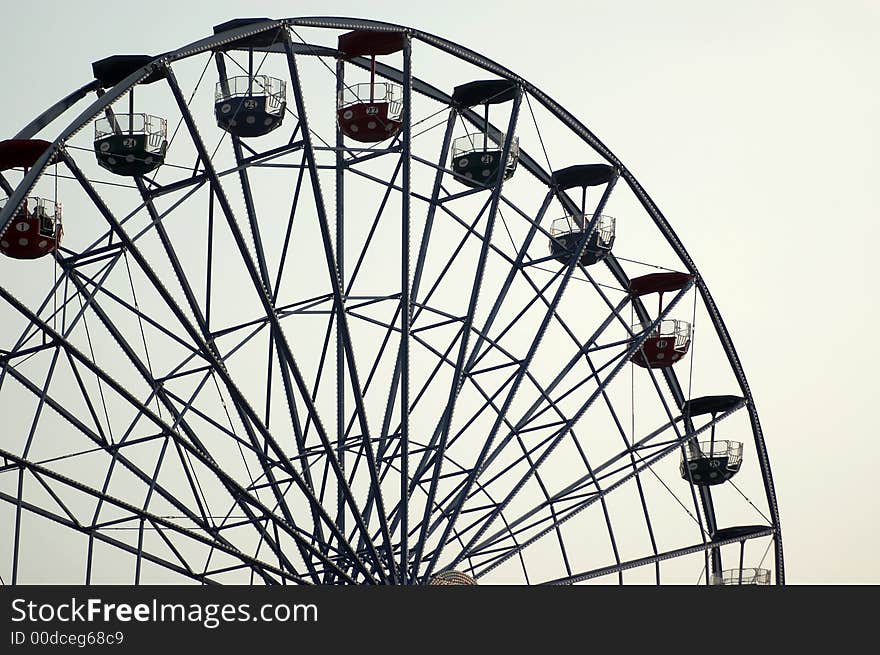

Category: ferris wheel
[0, 17, 782, 585]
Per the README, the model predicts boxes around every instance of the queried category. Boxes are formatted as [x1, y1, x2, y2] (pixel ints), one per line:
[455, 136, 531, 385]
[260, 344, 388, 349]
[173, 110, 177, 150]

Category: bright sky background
[0, 0, 877, 583]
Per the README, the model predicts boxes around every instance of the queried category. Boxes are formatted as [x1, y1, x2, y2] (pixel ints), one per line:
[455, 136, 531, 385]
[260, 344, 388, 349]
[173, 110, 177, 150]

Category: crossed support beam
[0, 285, 364, 584]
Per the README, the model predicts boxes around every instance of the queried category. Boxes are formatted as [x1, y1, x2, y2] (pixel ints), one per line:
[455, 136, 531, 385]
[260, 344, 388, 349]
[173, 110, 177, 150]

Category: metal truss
[0, 17, 781, 585]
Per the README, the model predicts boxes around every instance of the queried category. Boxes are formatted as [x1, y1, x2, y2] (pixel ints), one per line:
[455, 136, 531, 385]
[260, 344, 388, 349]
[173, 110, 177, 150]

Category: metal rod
[248, 49, 254, 95]
[484, 104, 488, 152]
[279, 37, 394, 582]
[334, 56, 347, 575]
[370, 55, 375, 103]
[399, 35, 413, 584]
[544, 526, 773, 585]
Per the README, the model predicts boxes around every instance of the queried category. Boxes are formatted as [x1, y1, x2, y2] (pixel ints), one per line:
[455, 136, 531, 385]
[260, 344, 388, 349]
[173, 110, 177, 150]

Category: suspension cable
[687, 284, 697, 401]
[614, 255, 678, 272]
[161, 54, 214, 159]
[75, 293, 114, 445]
[728, 479, 773, 524]
[755, 536, 774, 571]
[525, 92, 553, 175]
[684, 283, 698, 431]
[210, 371, 257, 492]
[122, 251, 160, 418]
[695, 563, 707, 585]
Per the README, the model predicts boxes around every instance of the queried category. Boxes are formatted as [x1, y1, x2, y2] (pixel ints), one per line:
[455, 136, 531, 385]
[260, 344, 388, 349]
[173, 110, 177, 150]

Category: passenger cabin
[336, 30, 405, 143]
[679, 395, 744, 485]
[682, 440, 743, 485]
[628, 272, 693, 368]
[710, 568, 770, 585]
[548, 164, 618, 266]
[450, 80, 520, 188]
[0, 140, 62, 260]
[92, 55, 168, 176]
[213, 21, 287, 138]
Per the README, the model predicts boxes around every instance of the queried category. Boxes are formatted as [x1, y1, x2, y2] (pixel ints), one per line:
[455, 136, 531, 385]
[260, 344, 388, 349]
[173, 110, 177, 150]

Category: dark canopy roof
[452, 79, 518, 108]
[338, 30, 406, 57]
[681, 395, 744, 418]
[213, 18, 285, 49]
[0, 140, 55, 171]
[629, 271, 692, 297]
[551, 164, 616, 190]
[712, 525, 770, 543]
[92, 55, 165, 87]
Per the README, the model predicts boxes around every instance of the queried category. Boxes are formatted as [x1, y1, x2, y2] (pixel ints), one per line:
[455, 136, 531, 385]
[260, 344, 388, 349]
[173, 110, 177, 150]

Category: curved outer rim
[0, 15, 782, 583]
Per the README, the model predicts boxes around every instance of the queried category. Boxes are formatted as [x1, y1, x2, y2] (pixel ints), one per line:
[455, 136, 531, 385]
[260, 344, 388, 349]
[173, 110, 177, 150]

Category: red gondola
[629, 271, 693, 368]
[0, 140, 62, 260]
[0, 197, 62, 260]
[336, 30, 405, 143]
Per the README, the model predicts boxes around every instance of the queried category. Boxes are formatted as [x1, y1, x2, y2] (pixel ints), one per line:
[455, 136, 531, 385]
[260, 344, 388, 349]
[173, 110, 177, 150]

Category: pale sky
[0, 1, 877, 583]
